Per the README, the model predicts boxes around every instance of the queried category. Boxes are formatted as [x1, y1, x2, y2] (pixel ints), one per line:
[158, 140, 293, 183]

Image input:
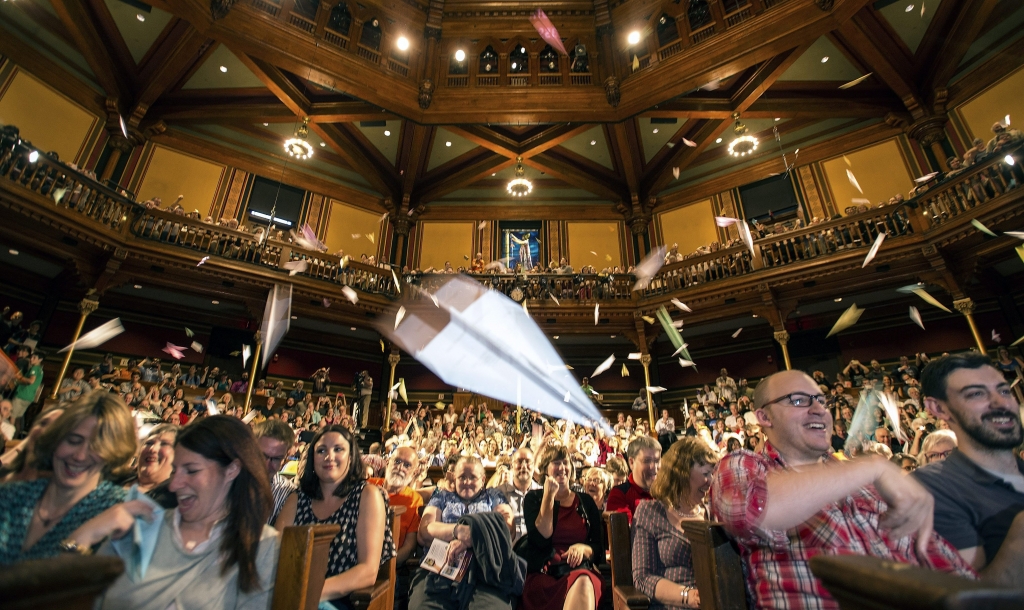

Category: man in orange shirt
[369, 445, 423, 564]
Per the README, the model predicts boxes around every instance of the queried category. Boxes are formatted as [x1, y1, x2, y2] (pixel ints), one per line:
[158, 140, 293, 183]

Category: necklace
[35, 498, 71, 529]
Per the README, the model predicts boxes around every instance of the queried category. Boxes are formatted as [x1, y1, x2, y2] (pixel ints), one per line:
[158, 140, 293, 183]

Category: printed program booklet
[419, 538, 473, 582]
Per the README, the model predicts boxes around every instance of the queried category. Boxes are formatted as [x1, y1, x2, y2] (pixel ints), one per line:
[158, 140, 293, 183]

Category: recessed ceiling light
[350, 326, 357, 331]
[219, 65, 228, 72]
[905, 4, 914, 12]
[211, 300, 219, 305]
[715, 137, 723, 143]
[384, 130, 390, 136]
[752, 314, 758, 318]
[820, 56, 829, 63]
[652, 128, 659, 134]
[511, 62, 517, 70]
[774, 117, 781, 122]
[627, 31, 641, 45]
[834, 297, 843, 302]
[136, 13, 146, 21]
[445, 141, 452, 147]
[263, 122, 269, 126]
[520, 46, 526, 53]
[454, 49, 466, 62]
[291, 315, 297, 320]
[396, 36, 410, 51]
[134, 284, 142, 289]
[491, 173, 496, 176]
[610, 335, 616, 338]
[319, 142, 325, 147]
[590, 140, 597, 145]
[553, 335, 559, 339]
[8, 249, 18, 255]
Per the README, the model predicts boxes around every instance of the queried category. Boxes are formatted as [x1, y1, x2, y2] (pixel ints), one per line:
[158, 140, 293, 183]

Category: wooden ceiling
[2, 0, 1022, 217]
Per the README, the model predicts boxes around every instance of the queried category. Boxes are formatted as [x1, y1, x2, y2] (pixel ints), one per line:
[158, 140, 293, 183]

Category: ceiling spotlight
[715, 137, 723, 143]
[136, 13, 146, 21]
[834, 297, 842, 302]
[553, 335, 559, 339]
[653, 128, 659, 134]
[397, 36, 410, 51]
[350, 326, 357, 331]
[590, 140, 597, 145]
[905, 4, 914, 12]
[820, 56, 829, 63]
[507, 156, 533, 197]
[219, 65, 227, 72]
[319, 142, 326, 147]
[27, 150, 39, 163]
[520, 46, 526, 53]
[284, 117, 314, 160]
[211, 300, 219, 305]
[263, 122, 269, 126]
[511, 62, 517, 70]
[454, 49, 466, 62]
[727, 112, 758, 158]
[774, 117, 781, 122]
[491, 173, 496, 176]
[8, 249, 18, 255]
[134, 284, 143, 289]
[384, 130, 391, 136]
[627, 31, 641, 45]
[290, 315, 298, 320]
[445, 141, 452, 147]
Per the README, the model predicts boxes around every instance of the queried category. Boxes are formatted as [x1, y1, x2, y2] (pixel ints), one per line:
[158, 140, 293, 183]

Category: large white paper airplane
[260, 284, 292, 370]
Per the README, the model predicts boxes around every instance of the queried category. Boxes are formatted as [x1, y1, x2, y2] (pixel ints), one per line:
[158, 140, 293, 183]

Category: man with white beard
[369, 445, 423, 564]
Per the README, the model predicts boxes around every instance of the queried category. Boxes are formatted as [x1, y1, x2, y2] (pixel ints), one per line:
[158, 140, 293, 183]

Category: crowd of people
[1, 336, 1022, 609]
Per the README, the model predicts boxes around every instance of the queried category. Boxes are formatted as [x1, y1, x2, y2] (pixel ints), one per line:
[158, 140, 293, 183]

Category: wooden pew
[351, 507, 403, 610]
[0, 554, 124, 610]
[810, 554, 1024, 610]
[679, 521, 747, 610]
[272, 524, 340, 610]
[604, 511, 650, 610]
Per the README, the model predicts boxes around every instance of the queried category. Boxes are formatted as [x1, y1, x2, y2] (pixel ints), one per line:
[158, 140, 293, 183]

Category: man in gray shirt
[496, 447, 540, 543]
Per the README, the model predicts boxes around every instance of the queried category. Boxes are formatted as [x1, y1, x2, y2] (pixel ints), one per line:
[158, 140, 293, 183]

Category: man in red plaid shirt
[710, 370, 975, 609]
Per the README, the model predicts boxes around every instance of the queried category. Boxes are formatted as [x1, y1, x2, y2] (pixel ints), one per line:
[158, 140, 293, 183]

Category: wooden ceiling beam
[526, 151, 626, 202]
[133, 25, 212, 122]
[49, 0, 134, 104]
[921, 0, 1001, 94]
[313, 123, 402, 200]
[607, 121, 643, 197]
[397, 123, 433, 198]
[237, 54, 312, 116]
[834, 8, 923, 116]
[417, 152, 515, 202]
[149, 99, 390, 123]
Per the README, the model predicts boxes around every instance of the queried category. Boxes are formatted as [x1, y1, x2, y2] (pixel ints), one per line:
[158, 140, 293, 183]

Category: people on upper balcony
[986, 122, 1023, 153]
[964, 137, 988, 166]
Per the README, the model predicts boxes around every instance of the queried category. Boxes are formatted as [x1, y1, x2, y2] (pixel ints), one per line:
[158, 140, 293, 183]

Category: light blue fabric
[110, 486, 165, 581]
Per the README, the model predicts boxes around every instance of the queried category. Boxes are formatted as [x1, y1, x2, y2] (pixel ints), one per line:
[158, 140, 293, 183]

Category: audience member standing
[11, 351, 43, 431]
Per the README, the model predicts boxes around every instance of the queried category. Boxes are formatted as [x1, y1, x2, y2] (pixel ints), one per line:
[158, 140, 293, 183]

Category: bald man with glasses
[709, 370, 974, 610]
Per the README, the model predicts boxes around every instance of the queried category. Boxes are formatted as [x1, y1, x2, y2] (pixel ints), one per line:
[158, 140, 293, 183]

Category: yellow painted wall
[324, 200, 382, 258]
[821, 139, 914, 211]
[137, 146, 226, 215]
[958, 66, 1024, 144]
[566, 221, 622, 269]
[419, 222, 474, 271]
[0, 69, 97, 164]
[658, 199, 718, 254]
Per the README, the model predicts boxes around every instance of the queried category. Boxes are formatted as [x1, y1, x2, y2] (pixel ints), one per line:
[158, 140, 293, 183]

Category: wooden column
[383, 349, 400, 430]
[243, 333, 262, 413]
[51, 297, 99, 399]
[640, 353, 655, 431]
[953, 298, 986, 352]
[774, 330, 792, 371]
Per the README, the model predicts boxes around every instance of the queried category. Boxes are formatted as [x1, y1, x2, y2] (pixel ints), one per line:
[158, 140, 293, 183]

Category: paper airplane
[351, 233, 361, 239]
[190, 341, 203, 353]
[862, 232, 886, 268]
[678, 358, 696, 369]
[846, 169, 864, 194]
[1005, 231, 1024, 240]
[632, 55, 640, 71]
[671, 299, 692, 313]
[628, 353, 642, 360]
[1006, 114, 1011, 126]
[197, 256, 209, 267]
[681, 138, 697, 147]
[657, 306, 693, 362]
[838, 73, 872, 89]
[59, 318, 125, 353]
[911, 288, 952, 313]
[398, 378, 408, 404]
[479, 221, 487, 230]
[621, 363, 629, 377]
[291, 223, 326, 252]
[592, 354, 615, 378]
[590, 250, 597, 256]
[738, 220, 755, 256]
[548, 292, 561, 306]
[992, 329, 1002, 343]
[340, 255, 349, 269]
[672, 167, 680, 179]
[670, 343, 690, 358]
[162, 342, 187, 360]
[528, 9, 568, 56]
[375, 275, 606, 429]
[242, 410, 258, 424]
[395, 306, 406, 330]
[380, 339, 385, 352]
[229, 350, 240, 357]
[341, 286, 359, 304]
[671, 320, 684, 330]
[260, 284, 292, 370]
[843, 155, 852, 166]
[323, 298, 331, 308]
[282, 259, 308, 276]
[391, 268, 401, 294]
[1012, 377, 1021, 389]
[909, 306, 925, 330]
[52, 187, 68, 203]
[921, 1, 925, 17]
[632, 245, 667, 291]
[594, 303, 600, 325]
[522, 300, 529, 316]
[732, 328, 743, 339]
[879, 391, 906, 442]
[914, 172, 939, 183]
[852, 198, 871, 205]
[1011, 334, 1024, 347]
[242, 344, 251, 367]
[971, 219, 998, 238]
[646, 386, 667, 394]
[715, 216, 739, 227]
[826, 303, 864, 338]
[367, 233, 375, 244]
[185, 327, 194, 338]
[1017, 244, 1024, 265]
[641, 315, 655, 324]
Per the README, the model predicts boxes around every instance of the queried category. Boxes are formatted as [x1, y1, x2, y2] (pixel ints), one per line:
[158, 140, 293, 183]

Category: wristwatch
[59, 538, 93, 556]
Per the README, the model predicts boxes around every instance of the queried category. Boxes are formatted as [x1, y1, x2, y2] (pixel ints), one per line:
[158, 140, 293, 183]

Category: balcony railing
[0, 133, 1021, 310]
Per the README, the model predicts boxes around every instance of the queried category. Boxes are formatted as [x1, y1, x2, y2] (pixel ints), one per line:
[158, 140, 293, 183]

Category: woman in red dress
[518, 444, 605, 610]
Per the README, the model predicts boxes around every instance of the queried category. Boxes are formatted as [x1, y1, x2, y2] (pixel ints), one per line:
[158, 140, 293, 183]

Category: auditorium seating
[272, 524, 341, 610]
[810, 554, 1024, 610]
[0, 553, 125, 610]
[605, 511, 649, 610]
[351, 506, 403, 610]
[679, 520, 748, 610]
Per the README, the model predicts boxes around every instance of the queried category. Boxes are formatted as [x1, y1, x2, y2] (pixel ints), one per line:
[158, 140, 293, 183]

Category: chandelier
[506, 157, 533, 197]
[284, 117, 314, 160]
[727, 112, 758, 158]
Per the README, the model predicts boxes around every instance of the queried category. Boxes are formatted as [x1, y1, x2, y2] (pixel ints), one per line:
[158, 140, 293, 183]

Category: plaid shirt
[710, 442, 975, 610]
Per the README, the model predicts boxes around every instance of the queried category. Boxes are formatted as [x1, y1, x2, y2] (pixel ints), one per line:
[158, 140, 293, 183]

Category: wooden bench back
[604, 511, 649, 610]
[810, 554, 1024, 610]
[0, 554, 125, 610]
[351, 508, 402, 610]
[272, 524, 340, 610]
[679, 521, 748, 610]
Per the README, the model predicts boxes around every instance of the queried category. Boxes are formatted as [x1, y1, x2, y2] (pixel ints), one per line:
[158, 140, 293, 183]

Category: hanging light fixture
[727, 112, 758, 158]
[506, 157, 533, 197]
[284, 117, 314, 160]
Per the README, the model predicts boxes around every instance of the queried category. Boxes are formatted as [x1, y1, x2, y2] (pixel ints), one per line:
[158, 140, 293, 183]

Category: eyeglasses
[925, 449, 953, 461]
[390, 458, 414, 469]
[762, 392, 828, 409]
[263, 453, 286, 467]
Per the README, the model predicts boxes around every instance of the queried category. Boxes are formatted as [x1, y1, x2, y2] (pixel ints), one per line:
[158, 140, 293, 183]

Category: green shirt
[15, 364, 42, 402]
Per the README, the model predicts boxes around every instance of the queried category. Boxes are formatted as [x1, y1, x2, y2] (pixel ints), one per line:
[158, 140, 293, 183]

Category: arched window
[292, 0, 319, 20]
[359, 17, 382, 51]
[570, 44, 589, 73]
[327, 3, 351, 35]
[687, 0, 712, 30]
[479, 46, 498, 74]
[657, 13, 679, 47]
[509, 44, 528, 74]
[539, 45, 558, 73]
[722, 0, 746, 12]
